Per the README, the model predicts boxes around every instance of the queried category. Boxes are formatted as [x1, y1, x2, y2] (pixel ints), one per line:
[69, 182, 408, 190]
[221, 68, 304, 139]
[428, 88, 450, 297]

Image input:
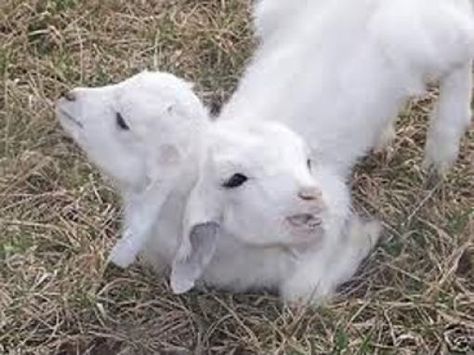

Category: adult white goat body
[223, 0, 474, 176]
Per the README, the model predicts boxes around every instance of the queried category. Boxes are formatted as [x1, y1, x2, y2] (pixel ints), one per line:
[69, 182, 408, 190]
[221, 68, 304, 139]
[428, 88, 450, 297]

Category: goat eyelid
[115, 112, 130, 130]
[222, 173, 249, 189]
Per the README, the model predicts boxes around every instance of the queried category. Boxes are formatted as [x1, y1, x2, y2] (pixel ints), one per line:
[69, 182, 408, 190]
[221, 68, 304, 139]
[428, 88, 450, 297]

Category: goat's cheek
[157, 144, 181, 166]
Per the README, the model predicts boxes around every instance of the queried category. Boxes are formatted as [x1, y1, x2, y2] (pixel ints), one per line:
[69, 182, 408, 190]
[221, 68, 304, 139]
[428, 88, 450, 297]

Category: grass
[0, 0, 473, 353]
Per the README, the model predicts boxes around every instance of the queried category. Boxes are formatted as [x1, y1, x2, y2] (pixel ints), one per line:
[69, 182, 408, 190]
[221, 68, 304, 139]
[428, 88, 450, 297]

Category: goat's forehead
[77, 72, 188, 98]
[208, 124, 307, 170]
[120, 72, 190, 96]
[212, 121, 305, 150]
[114, 85, 177, 119]
[115, 76, 197, 115]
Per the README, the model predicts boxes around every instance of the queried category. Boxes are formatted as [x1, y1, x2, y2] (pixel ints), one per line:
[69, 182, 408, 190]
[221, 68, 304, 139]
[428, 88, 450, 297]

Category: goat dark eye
[307, 159, 312, 170]
[116, 112, 129, 130]
[222, 173, 248, 189]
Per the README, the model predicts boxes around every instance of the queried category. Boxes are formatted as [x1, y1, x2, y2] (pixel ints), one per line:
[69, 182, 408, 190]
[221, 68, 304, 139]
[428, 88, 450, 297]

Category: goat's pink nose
[298, 186, 322, 201]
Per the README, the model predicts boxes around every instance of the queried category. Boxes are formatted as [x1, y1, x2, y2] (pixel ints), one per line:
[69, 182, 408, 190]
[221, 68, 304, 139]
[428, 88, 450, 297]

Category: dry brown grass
[0, 0, 473, 354]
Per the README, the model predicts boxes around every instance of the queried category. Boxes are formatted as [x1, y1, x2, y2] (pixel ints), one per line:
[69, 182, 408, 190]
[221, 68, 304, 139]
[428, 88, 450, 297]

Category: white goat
[222, 0, 474, 176]
[57, 71, 209, 268]
[57, 71, 380, 305]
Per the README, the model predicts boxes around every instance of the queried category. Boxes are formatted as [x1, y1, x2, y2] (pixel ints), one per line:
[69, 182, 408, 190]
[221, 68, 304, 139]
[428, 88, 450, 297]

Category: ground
[0, 1, 473, 354]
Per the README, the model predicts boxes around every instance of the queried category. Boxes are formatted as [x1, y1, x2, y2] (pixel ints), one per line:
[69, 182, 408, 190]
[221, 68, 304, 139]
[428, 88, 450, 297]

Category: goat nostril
[298, 188, 322, 201]
[62, 91, 76, 102]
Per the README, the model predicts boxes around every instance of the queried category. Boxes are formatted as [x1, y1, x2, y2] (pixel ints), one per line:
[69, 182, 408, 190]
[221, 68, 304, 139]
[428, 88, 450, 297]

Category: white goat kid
[166, 118, 381, 303]
[57, 71, 380, 305]
[223, 0, 474, 176]
[57, 71, 208, 268]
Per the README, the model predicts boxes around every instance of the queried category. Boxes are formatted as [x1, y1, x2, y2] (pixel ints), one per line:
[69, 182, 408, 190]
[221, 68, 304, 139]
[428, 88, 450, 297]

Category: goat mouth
[58, 109, 83, 128]
[287, 214, 322, 229]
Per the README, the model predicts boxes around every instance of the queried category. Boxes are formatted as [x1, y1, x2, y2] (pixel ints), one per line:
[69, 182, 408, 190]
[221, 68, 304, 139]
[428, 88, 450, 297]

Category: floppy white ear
[144, 142, 182, 185]
[170, 176, 222, 294]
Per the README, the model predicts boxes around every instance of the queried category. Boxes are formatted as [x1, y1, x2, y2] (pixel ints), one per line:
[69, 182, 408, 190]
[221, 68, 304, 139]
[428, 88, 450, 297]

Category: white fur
[224, 0, 474, 176]
[280, 217, 381, 304]
[57, 71, 380, 305]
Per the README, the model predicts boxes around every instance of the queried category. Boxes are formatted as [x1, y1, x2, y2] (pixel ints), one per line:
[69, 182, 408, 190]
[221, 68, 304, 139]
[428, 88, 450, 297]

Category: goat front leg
[423, 62, 473, 176]
[108, 180, 173, 268]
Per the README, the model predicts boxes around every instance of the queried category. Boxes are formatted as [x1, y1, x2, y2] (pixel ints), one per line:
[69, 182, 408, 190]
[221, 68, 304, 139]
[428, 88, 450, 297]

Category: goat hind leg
[423, 62, 473, 176]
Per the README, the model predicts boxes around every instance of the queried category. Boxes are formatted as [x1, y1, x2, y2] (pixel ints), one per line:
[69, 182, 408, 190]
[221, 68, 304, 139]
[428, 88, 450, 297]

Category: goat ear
[170, 177, 222, 294]
[144, 143, 182, 188]
[170, 222, 219, 294]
